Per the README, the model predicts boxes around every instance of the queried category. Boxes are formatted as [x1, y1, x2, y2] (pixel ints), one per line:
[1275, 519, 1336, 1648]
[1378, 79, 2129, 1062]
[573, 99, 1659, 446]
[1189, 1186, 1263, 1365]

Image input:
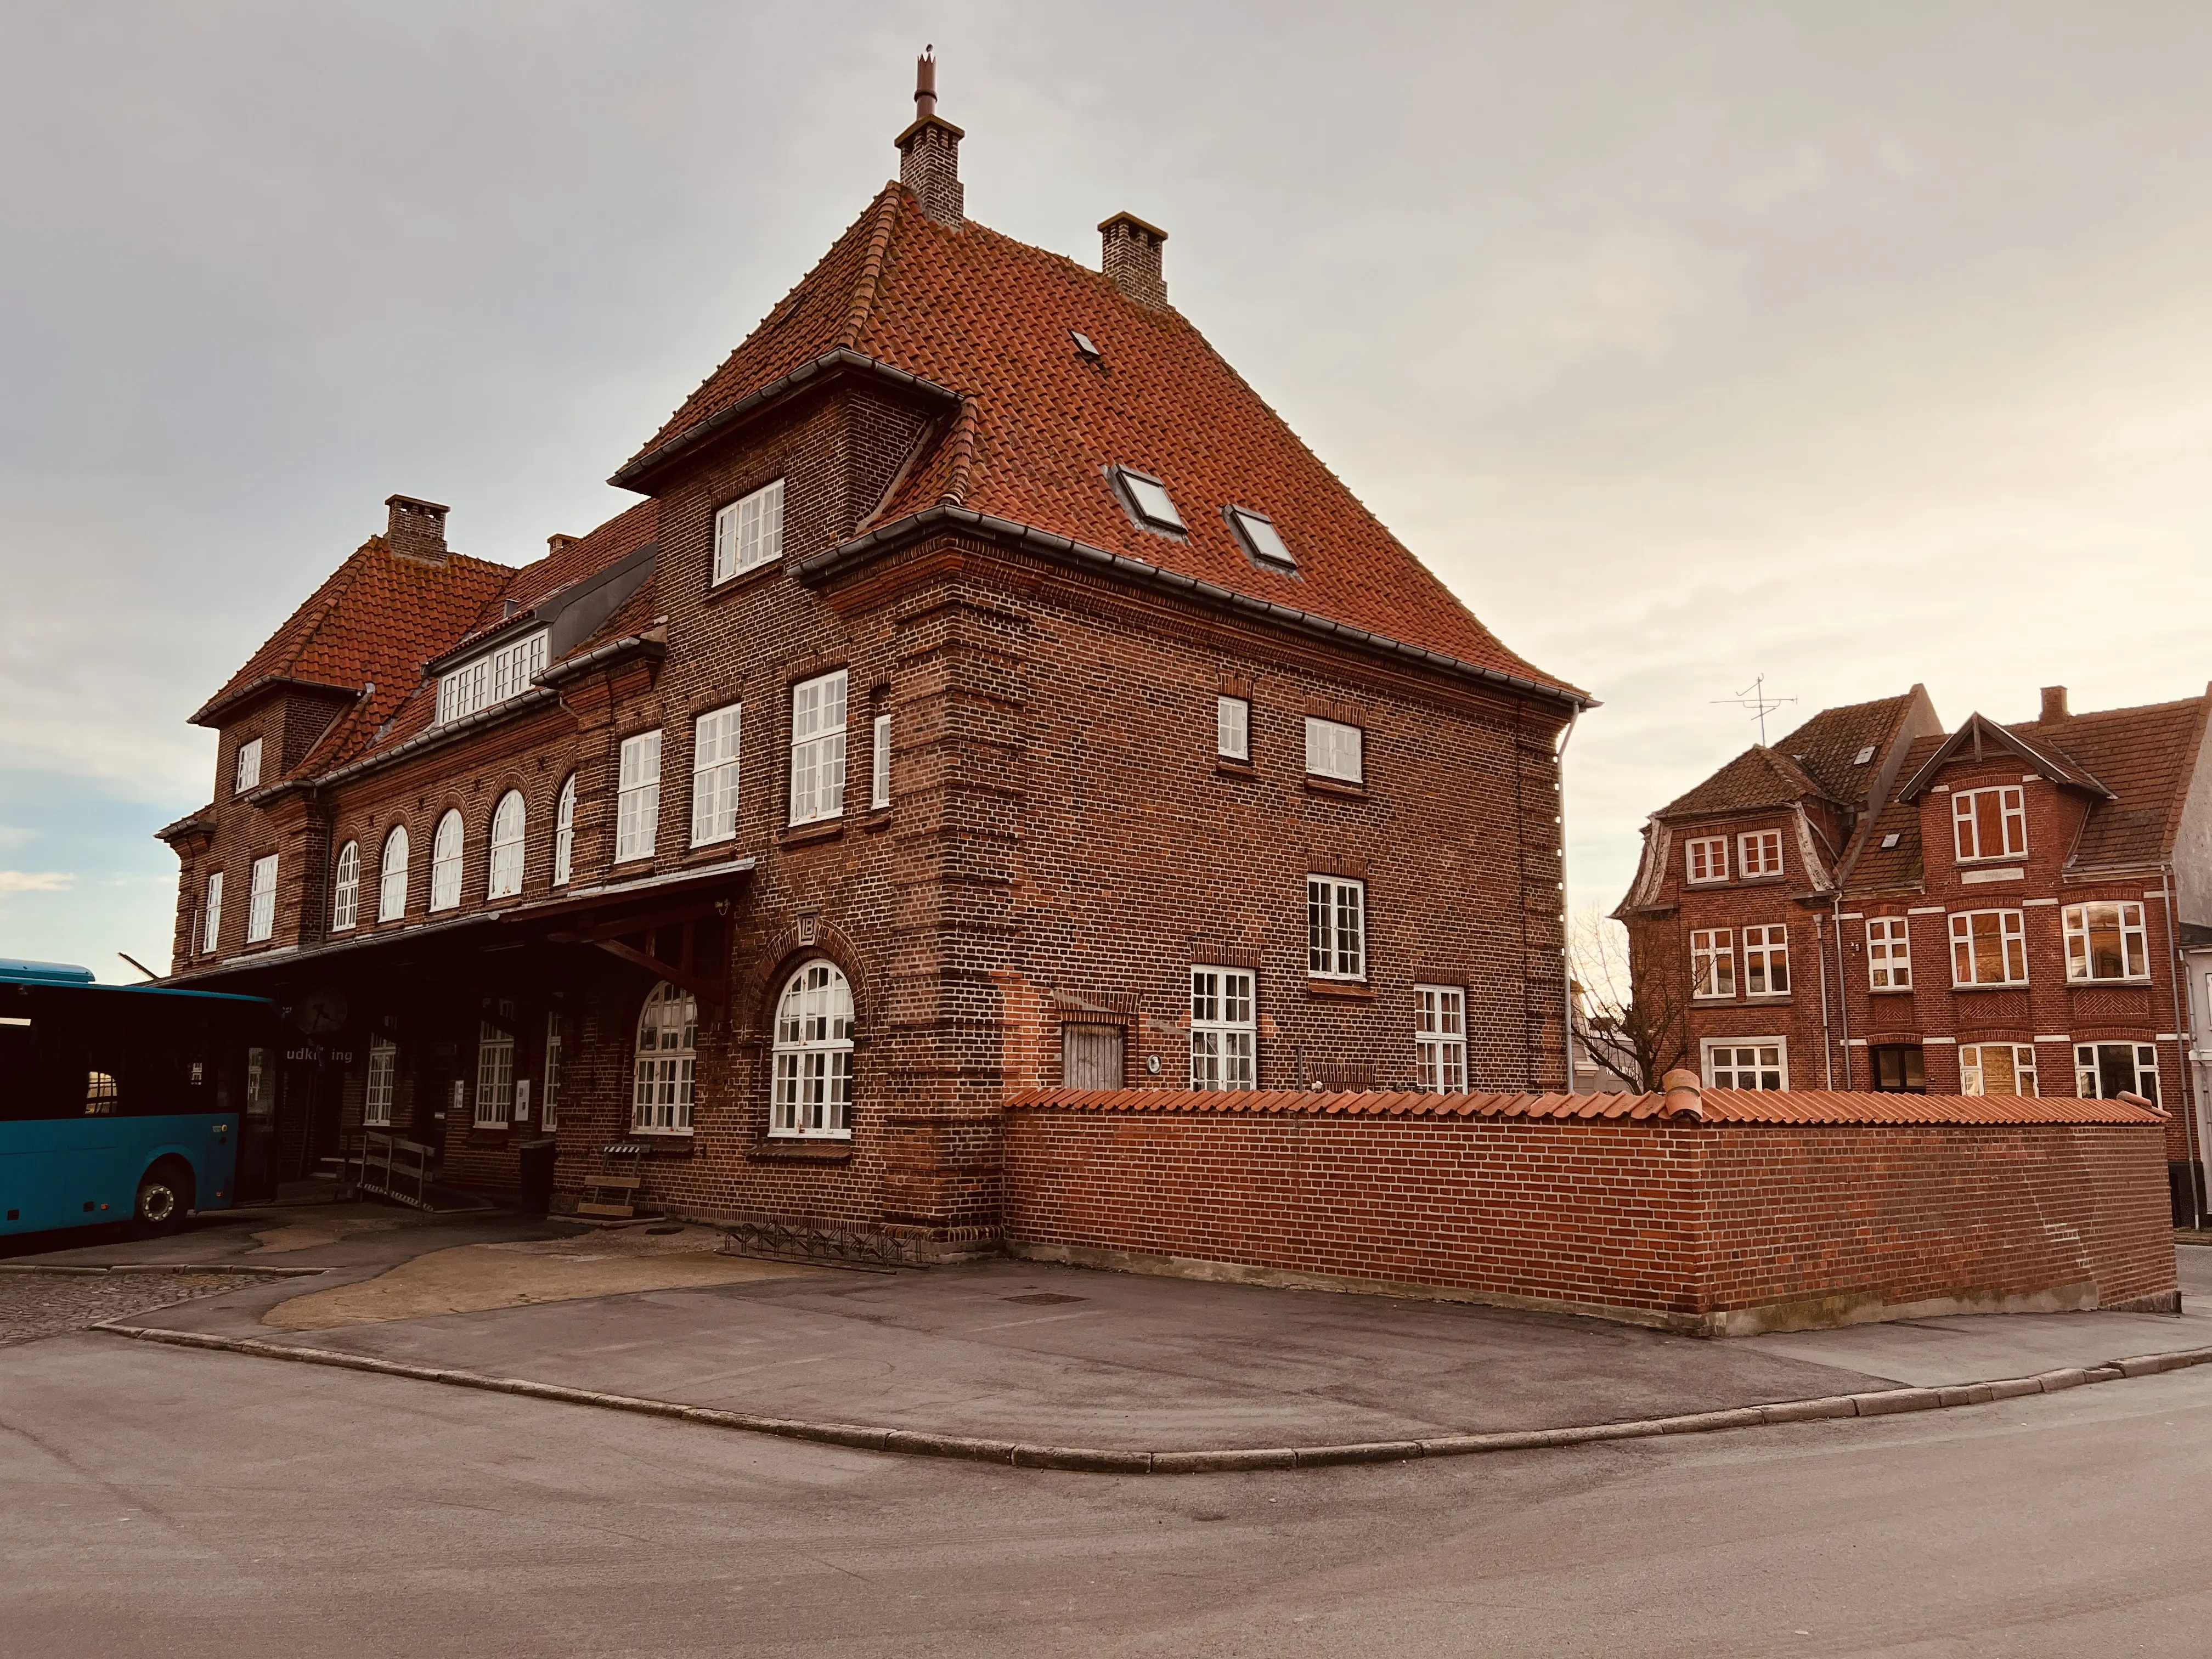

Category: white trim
[438, 630, 548, 727]
[1306, 874, 1367, 980]
[690, 703, 742, 847]
[1684, 835, 1729, 885]
[2034, 1035, 2073, 1044]
[246, 854, 278, 944]
[712, 477, 784, 583]
[769, 960, 855, 1138]
[487, 790, 525, 899]
[1414, 984, 1467, 1093]
[377, 826, 408, 922]
[1215, 695, 1250, 762]
[330, 840, 359, 933]
[1189, 966, 1256, 1088]
[430, 809, 464, 911]
[1701, 1036, 1788, 1090]
[870, 712, 892, 810]
[1304, 716, 1363, 784]
[1951, 785, 2027, 862]
[1908, 906, 1945, 915]
[616, 730, 662, 862]
[1738, 830, 1784, 879]
[233, 737, 263, 795]
[1960, 866, 2024, 884]
[788, 670, 848, 826]
[1690, 928, 1736, 1000]
[633, 981, 698, 1133]
[1922, 1036, 1957, 1045]
[2021, 897, 2059, 906]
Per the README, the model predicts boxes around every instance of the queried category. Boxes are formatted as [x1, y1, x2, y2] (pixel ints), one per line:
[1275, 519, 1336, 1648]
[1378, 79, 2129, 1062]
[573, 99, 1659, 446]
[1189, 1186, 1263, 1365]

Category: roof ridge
[836, 184, 906, 352]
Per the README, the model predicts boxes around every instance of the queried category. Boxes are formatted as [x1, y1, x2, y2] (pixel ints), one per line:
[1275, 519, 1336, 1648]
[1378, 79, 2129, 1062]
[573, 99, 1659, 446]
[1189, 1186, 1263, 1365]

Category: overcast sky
[4, 2, 2211, 980]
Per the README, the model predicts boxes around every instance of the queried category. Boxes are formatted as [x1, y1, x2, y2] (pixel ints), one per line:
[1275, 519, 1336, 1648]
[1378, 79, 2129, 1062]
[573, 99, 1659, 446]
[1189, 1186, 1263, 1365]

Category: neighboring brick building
[1617, 683, 2212, 1220]
[155, 65, 1589, 1251]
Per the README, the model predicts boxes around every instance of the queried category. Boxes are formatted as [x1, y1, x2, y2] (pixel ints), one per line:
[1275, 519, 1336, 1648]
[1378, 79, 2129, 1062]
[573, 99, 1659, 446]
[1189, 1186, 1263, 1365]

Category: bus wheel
[133, 1162, 193, 1238]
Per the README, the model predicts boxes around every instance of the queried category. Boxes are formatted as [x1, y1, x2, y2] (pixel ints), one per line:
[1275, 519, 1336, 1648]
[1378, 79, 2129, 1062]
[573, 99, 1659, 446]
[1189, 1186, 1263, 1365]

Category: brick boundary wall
[1002, 1085, 2177, 1336]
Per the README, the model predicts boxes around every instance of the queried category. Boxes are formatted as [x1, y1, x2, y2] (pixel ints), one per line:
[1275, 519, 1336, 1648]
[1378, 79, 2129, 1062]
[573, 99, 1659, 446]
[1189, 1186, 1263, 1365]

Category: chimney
[547, 533, 579, 554]
[896, 47, 964, 229]
[1099, 212, 1169, 308]
[2040, 685, 2069, 724]
[385, 494, 449, 565]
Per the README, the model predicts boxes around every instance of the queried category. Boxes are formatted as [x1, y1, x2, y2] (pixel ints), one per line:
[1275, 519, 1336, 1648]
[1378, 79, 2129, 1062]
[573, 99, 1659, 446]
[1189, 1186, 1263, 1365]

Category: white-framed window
[1743, 924, 1790, 995]
[1739, 830, 1783, 878]
[1189, 967, 1256, 1089]
[203, 871, 223, 954]
[233, 736, 263, 795]
[1703, 1038, 1787, 1091]
[789, 670, 848, 826]
[437, 630, 548, 726]
[1304, 716, 1363, 784]
[1960, 1043, 2038, 1097]
[430, 810, 464, 911]
[616, 731, 662, 862]
[1684, 836, 1728, 885]
[713, 477, 785, 584]
[542, 1012, 565, 1131]
[691, 704, 742, 847]
[1866, 917, 1911, 990]
[551, 775, 575, 887]
[1949, 910, 2028, 986]
[364, 1035, 396, 1126]
[378, 826, 409, 921]
[870, 713, 892, 810]
[1415, 985, 1467, 1093]
[246, 853, 278, 944]
[2063, 902, 2149, 983]
[331, 840, 359, 932]
[2076, 1042, 2159, 1104]
[771, 960, 855, 1139]
[633, 981, 697, 1133]
[1114, 466, 1186, 533]
[1217, 696, 1251, 761]
[474, 1022, 514, 1127]
[1690, 928, 1735, 999]
[1953, 785, 2026, 862]
[1307, 876, 1366, 980]
[487, 790, 525, 899]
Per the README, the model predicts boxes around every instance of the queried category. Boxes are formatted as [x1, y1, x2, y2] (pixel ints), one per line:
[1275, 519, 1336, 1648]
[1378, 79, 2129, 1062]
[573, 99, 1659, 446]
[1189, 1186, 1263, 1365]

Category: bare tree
[1568, 910, 1688, 1093]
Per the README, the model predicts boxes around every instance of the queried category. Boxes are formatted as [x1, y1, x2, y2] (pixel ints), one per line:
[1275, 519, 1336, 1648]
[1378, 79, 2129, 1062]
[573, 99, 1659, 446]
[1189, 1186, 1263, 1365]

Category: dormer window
[438, 630, 548, 726]
[233, 737, 262, 795]
[713, 477, 785, 584]
[1112, 467, 1185, 534]
[1739, 831, 1784, 878]
[1684, 836, 1728, 884]
[1226, 506, 1297, 572]
[1952, 786, 2025, 862]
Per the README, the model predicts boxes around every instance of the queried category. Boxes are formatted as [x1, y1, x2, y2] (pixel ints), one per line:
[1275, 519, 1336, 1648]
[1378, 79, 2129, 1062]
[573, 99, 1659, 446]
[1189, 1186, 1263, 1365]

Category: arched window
[552, 773, 576, 887]
[772, 960, 853, 1139]
[378, 826, 409, 921]
[331, 840, 360, 932]
[487, 790, 526, 899]
[633, 982, 697, 1133]
[430, 810, 464, 912]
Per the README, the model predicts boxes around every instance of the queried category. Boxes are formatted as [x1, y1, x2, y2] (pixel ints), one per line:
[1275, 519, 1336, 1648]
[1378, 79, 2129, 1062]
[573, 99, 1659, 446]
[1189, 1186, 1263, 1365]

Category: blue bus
[1, 960, 279, 1238]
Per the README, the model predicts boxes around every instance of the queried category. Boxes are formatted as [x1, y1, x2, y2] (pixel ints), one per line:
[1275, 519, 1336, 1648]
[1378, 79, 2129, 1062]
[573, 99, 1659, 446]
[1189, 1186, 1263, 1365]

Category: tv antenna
[1713, 675, 1796, 746]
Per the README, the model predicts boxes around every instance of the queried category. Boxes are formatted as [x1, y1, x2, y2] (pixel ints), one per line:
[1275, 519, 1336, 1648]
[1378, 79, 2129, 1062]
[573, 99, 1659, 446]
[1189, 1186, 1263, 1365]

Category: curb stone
[0, 1263, 331, 1277]
[90, 1321, 2212, 1477]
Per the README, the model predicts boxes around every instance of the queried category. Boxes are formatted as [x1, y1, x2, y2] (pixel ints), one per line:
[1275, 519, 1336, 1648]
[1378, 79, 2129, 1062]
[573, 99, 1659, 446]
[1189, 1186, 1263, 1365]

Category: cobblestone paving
[0, 1273, 287, 1348]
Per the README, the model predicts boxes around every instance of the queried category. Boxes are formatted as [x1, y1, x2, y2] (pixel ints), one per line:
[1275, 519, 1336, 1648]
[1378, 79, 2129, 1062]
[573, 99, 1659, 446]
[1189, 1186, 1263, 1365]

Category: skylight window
[1113, 467, 1185, 534]
[1071, 330, 1101, 360]
[1881, 832, 1901, 849]
[1853, 746, 1876, 765]
[1226, 507, 1297, 571]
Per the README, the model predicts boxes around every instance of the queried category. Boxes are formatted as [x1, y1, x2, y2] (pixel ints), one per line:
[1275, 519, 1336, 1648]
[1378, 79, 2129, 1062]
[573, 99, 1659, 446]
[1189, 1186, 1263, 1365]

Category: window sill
[2069, 979, 2153, 989]
[1952, 983, 2031, 992]
[687, 837, 738, 858]
[1215, 758, 1256, 779]
[780, 819, 844, 847]
[629, 1127, 695, 1142]
[1304, 775, 1368, 801]
[861, 807, 893, 833]
[1742, 994, 1793, 1004]
[703, 560, 788, 605]
[1869, 985, 1915, 995]
[751, 1136, 854, 1163]
[1306, 978, 1374, 1001]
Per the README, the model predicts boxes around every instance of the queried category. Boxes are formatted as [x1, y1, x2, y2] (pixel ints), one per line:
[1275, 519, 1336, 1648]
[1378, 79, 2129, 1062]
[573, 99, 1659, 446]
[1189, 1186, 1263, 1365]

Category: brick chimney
[896, 48, 964, 229]
[547, 533, 579, 554]
[1099, 212, 1169, 308]
[2040, 685, 2069, 723]
[385, 494, 449, 566]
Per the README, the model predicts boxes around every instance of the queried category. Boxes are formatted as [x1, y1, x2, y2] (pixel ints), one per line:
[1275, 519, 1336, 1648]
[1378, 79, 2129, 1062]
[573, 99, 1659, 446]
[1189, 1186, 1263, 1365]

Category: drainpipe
[1558, 707, 1582, 1092]
[2158, 860, 2205, 1224]
[1815, 910, 1834, 1090]
[1832, 893, 1853, 1090]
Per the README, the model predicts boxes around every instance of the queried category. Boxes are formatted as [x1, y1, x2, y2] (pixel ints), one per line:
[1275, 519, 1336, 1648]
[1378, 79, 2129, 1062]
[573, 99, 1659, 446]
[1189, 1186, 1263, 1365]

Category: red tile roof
[1655, 693, 1918, 821]
[623, 185, 1581, 702]
[2013, 693, 2210, 872]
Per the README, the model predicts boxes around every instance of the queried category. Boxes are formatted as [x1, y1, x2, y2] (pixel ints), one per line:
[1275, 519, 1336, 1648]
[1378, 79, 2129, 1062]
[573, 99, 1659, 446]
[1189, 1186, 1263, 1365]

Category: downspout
[1558, 707, 1582, 1092]
[1815, 909, 1834, 1090]
[2159, 860, 2205, 1224]
[1832, 893, 1853, 1090]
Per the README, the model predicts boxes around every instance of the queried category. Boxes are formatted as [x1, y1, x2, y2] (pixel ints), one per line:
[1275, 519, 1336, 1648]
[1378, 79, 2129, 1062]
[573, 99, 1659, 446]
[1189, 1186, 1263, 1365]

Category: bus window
[245, 1048, 276, 1118]
[84, 1071, 120, 1115]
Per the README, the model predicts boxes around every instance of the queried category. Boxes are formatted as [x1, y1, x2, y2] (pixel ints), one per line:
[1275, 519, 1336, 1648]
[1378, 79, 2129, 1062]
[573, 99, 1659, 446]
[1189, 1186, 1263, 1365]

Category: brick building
[1616, 683, 2212, 1218]
[155, 64, 1589, 1251]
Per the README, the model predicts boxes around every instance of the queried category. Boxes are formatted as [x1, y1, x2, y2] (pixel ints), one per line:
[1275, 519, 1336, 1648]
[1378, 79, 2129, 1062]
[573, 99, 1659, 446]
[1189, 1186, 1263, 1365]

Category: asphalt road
[5, 1331, 2210, 1657]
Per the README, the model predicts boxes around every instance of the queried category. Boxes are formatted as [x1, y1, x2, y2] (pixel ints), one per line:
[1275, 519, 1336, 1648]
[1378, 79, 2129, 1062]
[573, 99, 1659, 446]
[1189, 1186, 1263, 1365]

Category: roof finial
[915, 45, 937, 121]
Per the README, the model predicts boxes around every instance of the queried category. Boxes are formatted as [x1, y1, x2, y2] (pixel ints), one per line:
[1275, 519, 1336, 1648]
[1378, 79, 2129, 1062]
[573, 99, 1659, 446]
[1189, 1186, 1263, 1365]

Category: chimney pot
[2040, 685, 2069, 723]
[1099, 212, 1169, 308]
[547, 533, 579, 554]
[385, 494, 450, 565]
[896, 48, 964, 229]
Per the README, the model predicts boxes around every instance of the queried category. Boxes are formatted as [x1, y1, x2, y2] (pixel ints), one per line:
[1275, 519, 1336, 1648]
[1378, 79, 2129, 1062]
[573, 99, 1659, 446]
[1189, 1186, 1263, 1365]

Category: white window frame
[1738, 830, 1784, 878]
[246, 854, 278, 944]
[691, 704, 742, 847]
[1684, 836, 1728, 885]
[1953, 785, 2027, 862]
[1742, 924, 1790, 996]
[1690, 928, 1736, 999]
[437, 630, 548, 726]
[2075, 1042, 2160, 1104]
[364, 1035, 397, 1126]
[1703, 1037, 1787, 1091]
[2062, 901, 2149, 983]
[616, 730, 662, 862]
[1960, 1043, 2039, 1097]
[870, 713, 892, 810]
[1415, 985, 1467, 1093]
[788, 670, 848, 826]
[633, 982, 697, 1133]
[1216, 696, 1250, 762]
[1307, 876, 1367, 980]
[551, 775, 575, 887]
[487, 790, 525, 899]
[1304, 716, 1363, 784]
[330, 841, 359, 932]
[1189, 967, 1256, 1090]
[1949, 909, 2028, 986]
[770, 960, 855, 1139]
[1866, 917, 1911, 990]
[474, 1022, 514, 1127]
[233, 736, 263, 795]
[430, 810, 464, 912]
[377, 826, 409, 922]
[542, 1011, 565, 1131]
[712, 477, 785, 584]
[203, 871, 223, 955]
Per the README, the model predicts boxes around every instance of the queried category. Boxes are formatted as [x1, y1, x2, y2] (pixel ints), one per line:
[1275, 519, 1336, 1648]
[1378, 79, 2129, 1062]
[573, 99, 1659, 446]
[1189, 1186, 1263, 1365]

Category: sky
[4, 2, 2211, 980]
